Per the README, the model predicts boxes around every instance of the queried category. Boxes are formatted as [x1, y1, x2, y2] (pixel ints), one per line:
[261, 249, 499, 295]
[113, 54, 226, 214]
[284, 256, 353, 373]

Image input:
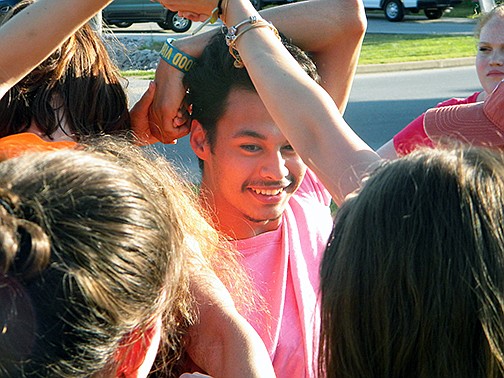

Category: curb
[356, 57, 474, 74]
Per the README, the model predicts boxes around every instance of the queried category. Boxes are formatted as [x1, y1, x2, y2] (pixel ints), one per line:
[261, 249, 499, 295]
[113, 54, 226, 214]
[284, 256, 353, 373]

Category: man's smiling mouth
[251, 188, 285, 196]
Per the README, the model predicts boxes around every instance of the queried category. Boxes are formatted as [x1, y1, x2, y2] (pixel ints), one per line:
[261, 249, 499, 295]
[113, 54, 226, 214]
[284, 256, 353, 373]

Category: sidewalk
[357, 56, 474, 74]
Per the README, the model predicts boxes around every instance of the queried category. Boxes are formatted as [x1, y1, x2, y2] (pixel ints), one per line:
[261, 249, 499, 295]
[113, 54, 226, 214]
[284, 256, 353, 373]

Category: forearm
[0, 0, 112, 97]
[260, 0, 367, 111]
[158, 0, 366, 83]
[152, 0, 365, 139]
[227, 1, 379, 205]
[187, 269, 275, 377]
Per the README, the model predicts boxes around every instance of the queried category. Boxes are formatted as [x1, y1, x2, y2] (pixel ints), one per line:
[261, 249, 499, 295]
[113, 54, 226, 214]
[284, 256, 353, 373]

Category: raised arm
[226, 0, 379, 204]
[148, 0, 366, 143]
[259, 0, 366, 113]
[0, 0, 112, 98]
[156, 0, 380, 204]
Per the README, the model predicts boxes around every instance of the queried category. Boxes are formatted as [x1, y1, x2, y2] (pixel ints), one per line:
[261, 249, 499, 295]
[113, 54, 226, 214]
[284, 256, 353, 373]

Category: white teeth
[252, 188, 284, 196]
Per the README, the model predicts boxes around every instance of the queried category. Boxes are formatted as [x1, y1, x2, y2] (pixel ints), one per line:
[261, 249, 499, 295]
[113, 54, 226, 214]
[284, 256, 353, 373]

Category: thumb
[132, 80, 156, 114]
[131, 81, 160, 146]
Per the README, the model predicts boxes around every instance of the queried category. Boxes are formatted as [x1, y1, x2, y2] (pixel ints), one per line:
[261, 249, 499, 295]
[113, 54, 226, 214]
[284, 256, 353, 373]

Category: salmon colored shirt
[0, 133, 77, 159]
[393, 92, 481, 156]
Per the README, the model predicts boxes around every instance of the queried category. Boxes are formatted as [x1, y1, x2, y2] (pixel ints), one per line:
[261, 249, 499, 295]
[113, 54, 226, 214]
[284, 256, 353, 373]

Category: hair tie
[0, 198, 14, 215]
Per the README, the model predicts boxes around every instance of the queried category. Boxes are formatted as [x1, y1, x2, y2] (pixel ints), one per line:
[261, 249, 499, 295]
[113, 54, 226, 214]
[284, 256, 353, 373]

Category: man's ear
[190, 119, 211, 161]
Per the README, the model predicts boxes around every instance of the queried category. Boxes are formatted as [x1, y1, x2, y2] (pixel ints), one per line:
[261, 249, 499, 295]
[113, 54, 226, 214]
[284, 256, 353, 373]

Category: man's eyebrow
[232, 130, 267, 140]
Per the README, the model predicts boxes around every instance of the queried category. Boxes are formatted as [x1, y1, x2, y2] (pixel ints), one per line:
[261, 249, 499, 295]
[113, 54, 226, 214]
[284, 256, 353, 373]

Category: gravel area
[103, 34, 160, 72]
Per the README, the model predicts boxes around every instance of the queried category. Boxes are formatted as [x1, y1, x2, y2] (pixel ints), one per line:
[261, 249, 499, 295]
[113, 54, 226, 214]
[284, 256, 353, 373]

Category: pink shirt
[233, 169, 333, 378]
[393, 92, 481, 156]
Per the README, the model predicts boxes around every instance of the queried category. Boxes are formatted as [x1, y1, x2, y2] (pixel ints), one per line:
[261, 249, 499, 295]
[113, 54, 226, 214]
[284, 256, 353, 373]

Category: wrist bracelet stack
[222, 16, 280, 68]
[159, 39, 196, 73]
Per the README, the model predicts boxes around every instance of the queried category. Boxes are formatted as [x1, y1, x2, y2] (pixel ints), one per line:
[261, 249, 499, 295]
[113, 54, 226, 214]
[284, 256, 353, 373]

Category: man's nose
[259, 151, 289, 180]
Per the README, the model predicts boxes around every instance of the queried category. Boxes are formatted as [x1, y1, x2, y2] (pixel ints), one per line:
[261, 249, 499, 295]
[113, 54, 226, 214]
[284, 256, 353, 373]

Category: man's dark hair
[183, 31, 320, 159]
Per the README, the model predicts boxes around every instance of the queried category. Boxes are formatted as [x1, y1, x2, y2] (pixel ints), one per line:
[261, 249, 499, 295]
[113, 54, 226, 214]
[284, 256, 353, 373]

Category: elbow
[343, 0, 367, 38]
[353, 0, 368, 38]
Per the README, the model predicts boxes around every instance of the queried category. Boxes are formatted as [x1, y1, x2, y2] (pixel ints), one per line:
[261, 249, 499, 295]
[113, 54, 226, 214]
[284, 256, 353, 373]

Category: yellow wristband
[160, 39, 195, 73]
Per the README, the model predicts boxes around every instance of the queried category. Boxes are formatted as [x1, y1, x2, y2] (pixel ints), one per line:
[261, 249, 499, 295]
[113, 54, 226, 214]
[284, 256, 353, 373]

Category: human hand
[148, 59, 192, 144]
[130, 81, 162, 146]
[154, 0, 217, 19]
[177, 11, 210, 23]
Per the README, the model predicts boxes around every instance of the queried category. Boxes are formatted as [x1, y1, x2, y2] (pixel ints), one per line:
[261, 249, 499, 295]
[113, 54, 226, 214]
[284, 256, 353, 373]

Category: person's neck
[198, 187, 281, 240]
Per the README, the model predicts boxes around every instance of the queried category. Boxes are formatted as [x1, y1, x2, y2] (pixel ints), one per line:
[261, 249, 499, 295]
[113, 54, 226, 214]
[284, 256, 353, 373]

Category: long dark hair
[0, 0, 130, 140]
[320, 146, 504, 378]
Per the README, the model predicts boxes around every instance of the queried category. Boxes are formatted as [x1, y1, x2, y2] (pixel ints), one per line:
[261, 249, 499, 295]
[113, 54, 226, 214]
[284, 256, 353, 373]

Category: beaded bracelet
[159, 39, 196, 73]
[225, 19, 280, 68]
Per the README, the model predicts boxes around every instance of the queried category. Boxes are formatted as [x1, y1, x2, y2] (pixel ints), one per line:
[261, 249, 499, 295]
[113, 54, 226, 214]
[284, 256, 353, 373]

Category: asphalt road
[346, 65, 480, 149]
[365, 13, 477, 35]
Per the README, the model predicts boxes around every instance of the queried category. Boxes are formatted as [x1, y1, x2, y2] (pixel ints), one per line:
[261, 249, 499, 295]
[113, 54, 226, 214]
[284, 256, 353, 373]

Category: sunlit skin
[26, 96, 76, 142]
[191, 89, 307, 240]
[476, 14, 504, 100]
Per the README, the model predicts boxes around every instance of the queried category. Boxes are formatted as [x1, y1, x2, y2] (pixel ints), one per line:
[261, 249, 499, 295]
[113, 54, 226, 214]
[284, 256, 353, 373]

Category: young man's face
[193, 89, 307, 239]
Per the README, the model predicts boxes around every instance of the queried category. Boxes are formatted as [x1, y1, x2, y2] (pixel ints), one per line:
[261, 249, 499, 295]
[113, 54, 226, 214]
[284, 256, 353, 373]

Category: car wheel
[167, 12, 192, 33]
[250, 0, 262, 10]
[424, 8, 443, 19]
[114, 22, 133, 28]
[157, 20, 171, 29]
[384, 0, 404, 22]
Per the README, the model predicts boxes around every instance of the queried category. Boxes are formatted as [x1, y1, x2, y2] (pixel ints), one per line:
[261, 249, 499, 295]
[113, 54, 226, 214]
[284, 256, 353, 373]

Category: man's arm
[148, 0, 366, 143]
[260, 0, 366, 113]
[377, 139, 400, 159]
[0, 0, 112, 98]
[234, 4, 379, 204]
[187, 268, 275, 378]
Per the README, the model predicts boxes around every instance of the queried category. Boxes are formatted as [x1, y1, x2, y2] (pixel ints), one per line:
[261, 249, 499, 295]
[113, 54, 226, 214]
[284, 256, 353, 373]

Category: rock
[103, 35, 159, 72]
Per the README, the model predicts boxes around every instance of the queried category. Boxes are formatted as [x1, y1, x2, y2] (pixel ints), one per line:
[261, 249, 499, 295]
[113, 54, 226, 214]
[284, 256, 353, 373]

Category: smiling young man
[184, 35, 334, 375]
[177, 13, 364, 377]
[186, 36, 324, 240]
[146, 0, 367, 375]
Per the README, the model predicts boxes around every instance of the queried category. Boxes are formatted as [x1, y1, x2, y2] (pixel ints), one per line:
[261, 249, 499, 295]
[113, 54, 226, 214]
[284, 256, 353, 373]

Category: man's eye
[283, 144, 295, 152]
[241, 145, 260, 152]
[478, 46, 491, 53]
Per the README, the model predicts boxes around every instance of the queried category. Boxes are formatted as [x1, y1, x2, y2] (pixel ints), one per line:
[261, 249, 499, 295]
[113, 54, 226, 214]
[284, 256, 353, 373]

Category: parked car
[0, 0, 20, 24]
[102, 0, 192, 33]
[250, 0, 297, 10]
[364, 0, 462, 21]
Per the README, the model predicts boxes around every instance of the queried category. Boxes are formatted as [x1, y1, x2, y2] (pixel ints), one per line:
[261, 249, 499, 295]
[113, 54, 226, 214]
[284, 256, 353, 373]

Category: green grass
[122, 34, 477, 75]
[122, 70, 156, 80]
[122, 34, 477, 76]
[122, 10, 481, 76]
[359, 34, 476, 64]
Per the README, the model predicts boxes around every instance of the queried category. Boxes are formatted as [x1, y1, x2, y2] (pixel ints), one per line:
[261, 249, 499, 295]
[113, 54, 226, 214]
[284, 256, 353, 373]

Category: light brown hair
[0, 144, 193, 377]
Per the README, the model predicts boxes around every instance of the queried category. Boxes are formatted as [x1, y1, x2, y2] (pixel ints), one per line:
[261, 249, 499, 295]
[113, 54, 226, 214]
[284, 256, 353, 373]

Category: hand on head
[131, 79, 191, 145]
